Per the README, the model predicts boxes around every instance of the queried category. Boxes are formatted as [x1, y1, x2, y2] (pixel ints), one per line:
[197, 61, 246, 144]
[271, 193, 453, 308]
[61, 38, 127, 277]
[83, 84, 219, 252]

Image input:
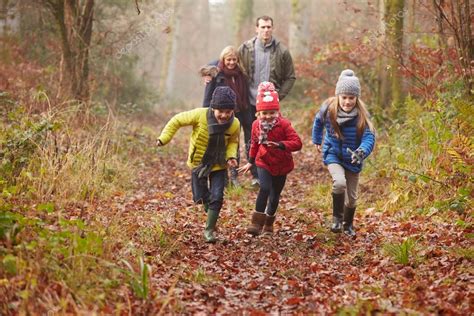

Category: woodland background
[0, 0, 472, 314]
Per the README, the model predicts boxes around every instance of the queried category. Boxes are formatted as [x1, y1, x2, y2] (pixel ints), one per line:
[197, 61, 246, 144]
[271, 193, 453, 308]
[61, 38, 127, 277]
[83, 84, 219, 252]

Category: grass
[188, 266, 213, 285]
[0, 101, 164, 312]
[450, 247, 474, 260]
[382, 237, 420, 265]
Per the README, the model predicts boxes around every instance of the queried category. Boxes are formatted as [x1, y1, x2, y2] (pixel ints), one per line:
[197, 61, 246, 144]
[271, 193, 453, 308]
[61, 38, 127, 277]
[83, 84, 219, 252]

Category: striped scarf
[258, 117, 278, 144]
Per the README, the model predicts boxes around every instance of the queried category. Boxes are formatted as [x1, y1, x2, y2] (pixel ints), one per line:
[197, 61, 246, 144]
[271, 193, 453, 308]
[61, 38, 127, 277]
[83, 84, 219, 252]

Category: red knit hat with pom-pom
[256, 81, 280, 112]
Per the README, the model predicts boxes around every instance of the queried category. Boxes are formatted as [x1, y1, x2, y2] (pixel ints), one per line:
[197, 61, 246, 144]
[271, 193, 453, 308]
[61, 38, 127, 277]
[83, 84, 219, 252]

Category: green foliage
[192, 266, 212, 285]
[2, 254, 19, 275]
[0, 106, 58, 185]
[450, 247, 474, 260]
[382, 237, 419, 265]
[0, 102, 135, 205]
[0, 210, 29, 246]
[366, 92, 473, 218]
[225, 184, 246, 199]
[122, 256, 152, 300]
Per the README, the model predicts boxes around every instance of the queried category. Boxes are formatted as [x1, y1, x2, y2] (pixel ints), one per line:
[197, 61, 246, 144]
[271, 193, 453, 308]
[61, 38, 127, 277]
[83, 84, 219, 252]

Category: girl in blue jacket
[312, 69, 375, 237]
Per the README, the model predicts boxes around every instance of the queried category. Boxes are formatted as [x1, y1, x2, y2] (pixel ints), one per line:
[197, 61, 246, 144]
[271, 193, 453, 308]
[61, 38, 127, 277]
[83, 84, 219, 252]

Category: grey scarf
[193, 108, 234, 178]
[337, 107, 359, 125]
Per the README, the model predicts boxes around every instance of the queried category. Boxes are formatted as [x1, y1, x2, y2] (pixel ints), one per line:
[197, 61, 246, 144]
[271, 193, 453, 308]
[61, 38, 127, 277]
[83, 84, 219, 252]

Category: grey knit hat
[335, 69, 361, 97]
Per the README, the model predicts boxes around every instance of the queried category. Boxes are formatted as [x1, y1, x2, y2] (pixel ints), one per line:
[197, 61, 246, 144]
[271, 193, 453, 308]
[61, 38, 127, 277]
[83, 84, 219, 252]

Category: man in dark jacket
[237, 15, 296, 185]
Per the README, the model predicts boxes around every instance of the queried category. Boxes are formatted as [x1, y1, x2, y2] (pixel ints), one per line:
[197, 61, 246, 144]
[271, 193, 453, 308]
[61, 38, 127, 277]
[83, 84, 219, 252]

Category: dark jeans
[191, 169, 226, 212]
[255, 167, 287, 216]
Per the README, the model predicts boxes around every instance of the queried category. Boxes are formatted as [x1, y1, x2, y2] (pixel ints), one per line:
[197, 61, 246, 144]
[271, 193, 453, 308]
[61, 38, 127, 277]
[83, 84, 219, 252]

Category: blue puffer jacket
[312, 103, 375, 173]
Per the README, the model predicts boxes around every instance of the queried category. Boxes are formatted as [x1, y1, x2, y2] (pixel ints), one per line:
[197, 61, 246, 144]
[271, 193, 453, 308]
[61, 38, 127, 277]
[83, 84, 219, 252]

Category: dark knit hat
[335, 69, 361, 97]
[256, 81, 280, 112]
[210, 86, 237, 110]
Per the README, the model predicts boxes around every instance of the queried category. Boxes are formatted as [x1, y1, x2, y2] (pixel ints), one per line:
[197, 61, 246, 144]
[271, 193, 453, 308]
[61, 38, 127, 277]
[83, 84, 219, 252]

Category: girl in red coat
[238, 82, 302, 235]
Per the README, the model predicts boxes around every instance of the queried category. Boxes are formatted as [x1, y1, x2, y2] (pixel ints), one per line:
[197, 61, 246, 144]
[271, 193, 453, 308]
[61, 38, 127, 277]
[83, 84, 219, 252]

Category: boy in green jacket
[157, 86, 240, 243]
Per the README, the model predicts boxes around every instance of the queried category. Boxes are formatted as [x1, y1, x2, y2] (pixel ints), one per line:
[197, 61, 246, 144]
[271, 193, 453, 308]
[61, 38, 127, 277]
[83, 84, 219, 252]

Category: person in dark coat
[312, 69, 376, 237]
[239, 82, 302, 235]
[200, 46, 252, 187]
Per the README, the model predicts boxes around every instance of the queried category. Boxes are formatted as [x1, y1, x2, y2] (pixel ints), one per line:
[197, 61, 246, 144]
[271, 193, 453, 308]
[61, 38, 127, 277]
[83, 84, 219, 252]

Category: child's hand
[156, 139, 164, 147]
[348, 148, 365, 164]
[203, 75, 212, 84]
[266, 141, 280, 148]
[227, 158, 238, 168]
[237, 163, 252, 174]
[315, 144, 321, 152]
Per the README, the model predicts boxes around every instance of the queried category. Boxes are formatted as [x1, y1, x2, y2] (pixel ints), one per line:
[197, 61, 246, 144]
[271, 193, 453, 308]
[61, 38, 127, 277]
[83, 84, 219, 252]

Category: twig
[135, 0, 140, 15]
[394, 166, 448, 187]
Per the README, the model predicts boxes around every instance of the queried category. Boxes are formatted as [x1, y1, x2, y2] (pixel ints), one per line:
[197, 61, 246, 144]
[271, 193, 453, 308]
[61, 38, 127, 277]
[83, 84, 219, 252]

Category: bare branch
[135, 0, 140, 15]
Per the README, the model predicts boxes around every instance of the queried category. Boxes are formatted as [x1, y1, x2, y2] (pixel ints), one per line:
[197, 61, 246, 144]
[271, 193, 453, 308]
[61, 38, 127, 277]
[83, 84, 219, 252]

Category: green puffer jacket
[158, 108, 240, 171]
[238, 37, 296, 100]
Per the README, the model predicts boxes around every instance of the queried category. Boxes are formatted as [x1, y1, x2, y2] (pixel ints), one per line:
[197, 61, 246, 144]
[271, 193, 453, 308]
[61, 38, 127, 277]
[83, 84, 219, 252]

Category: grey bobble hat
[335, 69, 361, 97]
[210, 86, 237, 110]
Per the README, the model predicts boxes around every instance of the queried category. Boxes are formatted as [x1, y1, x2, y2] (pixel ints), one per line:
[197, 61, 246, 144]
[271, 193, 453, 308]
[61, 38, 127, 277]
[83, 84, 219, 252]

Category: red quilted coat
[249, 117, 303, 176]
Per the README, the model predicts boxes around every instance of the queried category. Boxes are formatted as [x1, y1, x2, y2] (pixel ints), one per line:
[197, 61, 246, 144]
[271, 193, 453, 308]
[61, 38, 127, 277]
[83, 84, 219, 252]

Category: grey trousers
[327, 163, 359, 208]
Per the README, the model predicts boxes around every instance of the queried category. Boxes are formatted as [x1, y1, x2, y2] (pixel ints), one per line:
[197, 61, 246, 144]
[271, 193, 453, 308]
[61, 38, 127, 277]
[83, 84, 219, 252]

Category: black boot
[343, 206, 356, 237]
[331, 193, 344, 233]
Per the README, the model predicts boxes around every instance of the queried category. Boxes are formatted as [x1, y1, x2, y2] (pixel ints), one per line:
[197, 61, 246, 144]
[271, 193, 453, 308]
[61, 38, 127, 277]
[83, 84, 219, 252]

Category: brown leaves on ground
[84, 117, 471, 315]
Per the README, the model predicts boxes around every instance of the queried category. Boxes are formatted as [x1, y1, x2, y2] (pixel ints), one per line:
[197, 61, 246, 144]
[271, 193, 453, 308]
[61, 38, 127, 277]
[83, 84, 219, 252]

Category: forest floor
[81, 108, 471, 315]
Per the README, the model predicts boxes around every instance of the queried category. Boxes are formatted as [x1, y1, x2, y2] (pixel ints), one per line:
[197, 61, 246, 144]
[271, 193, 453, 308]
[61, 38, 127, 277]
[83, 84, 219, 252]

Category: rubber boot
[229, 167, 240, 187]
[246, 212, 266, 236]
[331, 193, 345, 233]
[204, 209, 219, 243]
[343, 206, 356, 237]
[263, 214, 276, 233]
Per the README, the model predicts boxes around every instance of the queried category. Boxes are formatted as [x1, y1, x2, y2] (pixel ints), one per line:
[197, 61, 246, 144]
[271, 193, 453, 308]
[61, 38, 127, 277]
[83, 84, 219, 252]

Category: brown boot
[246, 212, 266, 236]
[263, 215, 276, 233]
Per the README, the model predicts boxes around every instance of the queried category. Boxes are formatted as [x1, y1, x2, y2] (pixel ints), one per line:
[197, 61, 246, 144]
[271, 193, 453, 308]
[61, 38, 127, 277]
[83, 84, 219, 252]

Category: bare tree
[432, 0, 473, 96]
[41, 0, 94, 102]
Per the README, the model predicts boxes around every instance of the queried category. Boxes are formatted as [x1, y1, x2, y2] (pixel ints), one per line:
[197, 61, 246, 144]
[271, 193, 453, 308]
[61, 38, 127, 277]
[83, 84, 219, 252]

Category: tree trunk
[44, 0, 94, 103]
[433, 0, 448, 49]
[459, 0, 473, 95]
[197, 0, 210, 60]
[376, 0, 390, 109]
[385, 0, 405, 112]
[289, 0, 311, 59]
[234, 0, 253, 45]
[158, 0, 179, 100]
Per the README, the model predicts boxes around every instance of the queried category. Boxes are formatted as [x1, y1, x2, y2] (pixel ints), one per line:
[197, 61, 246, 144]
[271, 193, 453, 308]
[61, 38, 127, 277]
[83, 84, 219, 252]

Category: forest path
[93, 110, 470, 314]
